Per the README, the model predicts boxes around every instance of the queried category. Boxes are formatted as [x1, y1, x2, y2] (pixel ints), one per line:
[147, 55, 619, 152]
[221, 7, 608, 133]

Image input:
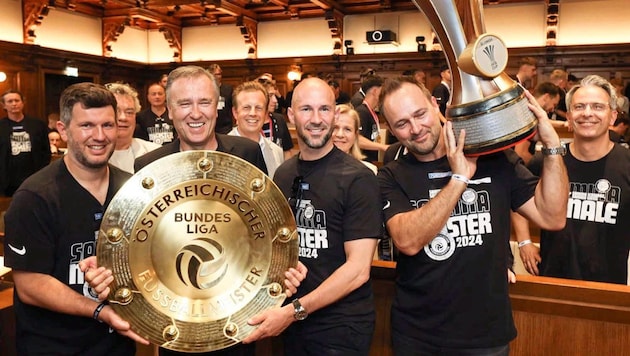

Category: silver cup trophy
[413, 0, 537, 155]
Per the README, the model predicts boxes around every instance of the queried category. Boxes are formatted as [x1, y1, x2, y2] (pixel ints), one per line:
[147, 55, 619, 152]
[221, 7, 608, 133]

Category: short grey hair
[105, 82, 141, 112]
[165, 66, 219, 105]
[566, 75, 618, 111]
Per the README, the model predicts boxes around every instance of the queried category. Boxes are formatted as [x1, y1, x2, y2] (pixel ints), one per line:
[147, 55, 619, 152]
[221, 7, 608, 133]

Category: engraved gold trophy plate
[97, 151, 298, 353]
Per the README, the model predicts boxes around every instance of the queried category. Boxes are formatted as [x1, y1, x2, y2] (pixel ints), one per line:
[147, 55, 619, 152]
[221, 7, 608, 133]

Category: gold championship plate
[96, 151, 298, 352]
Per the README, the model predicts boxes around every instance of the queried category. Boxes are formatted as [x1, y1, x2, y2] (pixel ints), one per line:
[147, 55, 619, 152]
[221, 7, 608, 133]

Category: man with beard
[378, 77, 568, 355]
[3, 83, 148, 355]
[242, 77, 382, 355]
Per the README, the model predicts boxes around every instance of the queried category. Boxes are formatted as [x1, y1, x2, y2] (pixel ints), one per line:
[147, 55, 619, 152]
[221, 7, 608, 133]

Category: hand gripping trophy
[414, 0, 537, 155]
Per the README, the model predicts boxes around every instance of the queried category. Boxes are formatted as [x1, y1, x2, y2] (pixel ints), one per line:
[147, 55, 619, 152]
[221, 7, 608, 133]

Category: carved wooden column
[158, 23, 183, 63]
[546, 0, 559, 46]
[237, 16, 258, 59]
[325, 10, 344, 55]
[103, 16, 129, 57]
[23, 0, 50, 44]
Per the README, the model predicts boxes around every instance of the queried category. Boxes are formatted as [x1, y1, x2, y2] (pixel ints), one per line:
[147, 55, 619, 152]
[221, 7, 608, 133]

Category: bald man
[242, 78, 382, 355]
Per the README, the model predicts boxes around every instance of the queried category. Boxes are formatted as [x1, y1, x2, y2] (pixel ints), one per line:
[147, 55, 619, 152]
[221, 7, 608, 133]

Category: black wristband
[93, 301, 107, 322]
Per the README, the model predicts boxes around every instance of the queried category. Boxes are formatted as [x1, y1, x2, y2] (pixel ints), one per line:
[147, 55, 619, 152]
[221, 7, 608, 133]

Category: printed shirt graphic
[274, 147, 382, 333]
[295, 199, 329, 259]
[136, 109, 176, 144]
[10, 129, 32, 155]
[420, 187, 493, 262]
[378, 150, 536, 348]
[530, 144, 630, 284]
[147, 121, 175, 144]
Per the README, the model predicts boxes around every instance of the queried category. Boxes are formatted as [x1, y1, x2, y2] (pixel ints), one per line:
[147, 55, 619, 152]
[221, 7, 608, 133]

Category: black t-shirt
[3, 159, 135, 355]
[273, 147, 382, 333]
[378, 150, 537, 348]
[135, 108, 177, 145]
[0, 116, 51, 196]
[356, 103, 379, 162]
[432, 83, 450, 116]
[529, 144, 630, 284]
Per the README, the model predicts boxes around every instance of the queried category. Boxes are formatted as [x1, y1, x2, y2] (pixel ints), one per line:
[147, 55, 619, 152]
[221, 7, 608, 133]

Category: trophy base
[447, 85, 538, 156]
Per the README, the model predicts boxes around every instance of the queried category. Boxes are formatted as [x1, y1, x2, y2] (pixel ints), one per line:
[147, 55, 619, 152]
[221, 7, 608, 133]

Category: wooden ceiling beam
[309, 0, 346, 13]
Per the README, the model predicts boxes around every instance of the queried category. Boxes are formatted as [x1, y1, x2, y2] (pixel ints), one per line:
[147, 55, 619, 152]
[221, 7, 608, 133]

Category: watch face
[292, 299, 308, 320]
[295, 310, 308, 320]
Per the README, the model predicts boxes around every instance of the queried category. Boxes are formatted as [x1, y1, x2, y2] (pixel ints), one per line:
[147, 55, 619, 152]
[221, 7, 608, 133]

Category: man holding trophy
[377, 0, 569, 354]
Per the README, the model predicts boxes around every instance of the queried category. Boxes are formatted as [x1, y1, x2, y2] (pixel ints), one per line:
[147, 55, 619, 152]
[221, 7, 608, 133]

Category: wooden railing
[370, 262, 630, 356]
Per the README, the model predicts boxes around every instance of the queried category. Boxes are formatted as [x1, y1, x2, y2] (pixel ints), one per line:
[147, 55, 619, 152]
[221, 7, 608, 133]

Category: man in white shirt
[106, 83, 160, 173]
[229, 81, 284, 177]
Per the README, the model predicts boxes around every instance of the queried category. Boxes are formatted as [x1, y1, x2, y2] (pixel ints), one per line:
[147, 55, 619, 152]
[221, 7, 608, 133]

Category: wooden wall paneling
[0, 71, 19, 107]
[16, 70, 44, 123]
[0, 41, 157, 120]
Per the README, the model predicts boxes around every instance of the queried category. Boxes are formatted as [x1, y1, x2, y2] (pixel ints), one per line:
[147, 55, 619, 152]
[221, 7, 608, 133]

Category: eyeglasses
[570, 102, 610, 113]
[288, 176, 305, 213]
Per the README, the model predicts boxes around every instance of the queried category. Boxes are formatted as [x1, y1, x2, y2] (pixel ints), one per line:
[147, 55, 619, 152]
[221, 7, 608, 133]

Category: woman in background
[333, 104, 378, 174]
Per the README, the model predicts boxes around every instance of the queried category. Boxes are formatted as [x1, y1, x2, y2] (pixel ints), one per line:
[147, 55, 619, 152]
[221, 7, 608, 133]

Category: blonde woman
[333, 104, 378, 174]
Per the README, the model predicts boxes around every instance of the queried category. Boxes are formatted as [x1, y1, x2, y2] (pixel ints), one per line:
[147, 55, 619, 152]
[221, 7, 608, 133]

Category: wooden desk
[0, 285, 12, 310]
[510, 275, 630, 355]
[0, 285, 16, 356]
[370, 262, 630, 355]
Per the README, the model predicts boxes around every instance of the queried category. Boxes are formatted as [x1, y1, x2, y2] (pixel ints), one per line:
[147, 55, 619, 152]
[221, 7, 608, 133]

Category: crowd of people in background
[2, 61, 630, 355]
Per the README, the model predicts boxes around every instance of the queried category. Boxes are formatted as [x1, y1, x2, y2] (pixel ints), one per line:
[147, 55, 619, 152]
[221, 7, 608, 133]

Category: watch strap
[541, 145, 566, 156]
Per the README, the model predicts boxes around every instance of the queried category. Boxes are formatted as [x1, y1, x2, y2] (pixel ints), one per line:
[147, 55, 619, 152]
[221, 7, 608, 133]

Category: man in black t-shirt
[3, 83, 147, 355]
[242, 77, 382, 355]
[259, 79, 295, 159]
[378, 77, 568, 354]
[514, 75, 630, 284]
[135, 83, 176, 145]
[0, 90, 50, 196]
[356, 75, 388, 162]
[432, 65, 451, 116]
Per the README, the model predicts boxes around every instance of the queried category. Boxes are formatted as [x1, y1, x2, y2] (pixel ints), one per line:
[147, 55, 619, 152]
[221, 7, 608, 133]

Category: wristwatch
[541, 145, 567, 156]
[291, 299, 308, 321]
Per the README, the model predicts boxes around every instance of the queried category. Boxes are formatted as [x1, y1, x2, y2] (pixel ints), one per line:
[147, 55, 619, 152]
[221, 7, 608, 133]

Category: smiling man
[106, 83, 160, 173]
[130, 66, 312, 356]
[229, 81, 284, 177]
[515, 75, 630, 284]
[3, 82, 147, 355]
[242, 77, 382, 355]
[377, 77, 568, 355]
[135, 66, 267, 174]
